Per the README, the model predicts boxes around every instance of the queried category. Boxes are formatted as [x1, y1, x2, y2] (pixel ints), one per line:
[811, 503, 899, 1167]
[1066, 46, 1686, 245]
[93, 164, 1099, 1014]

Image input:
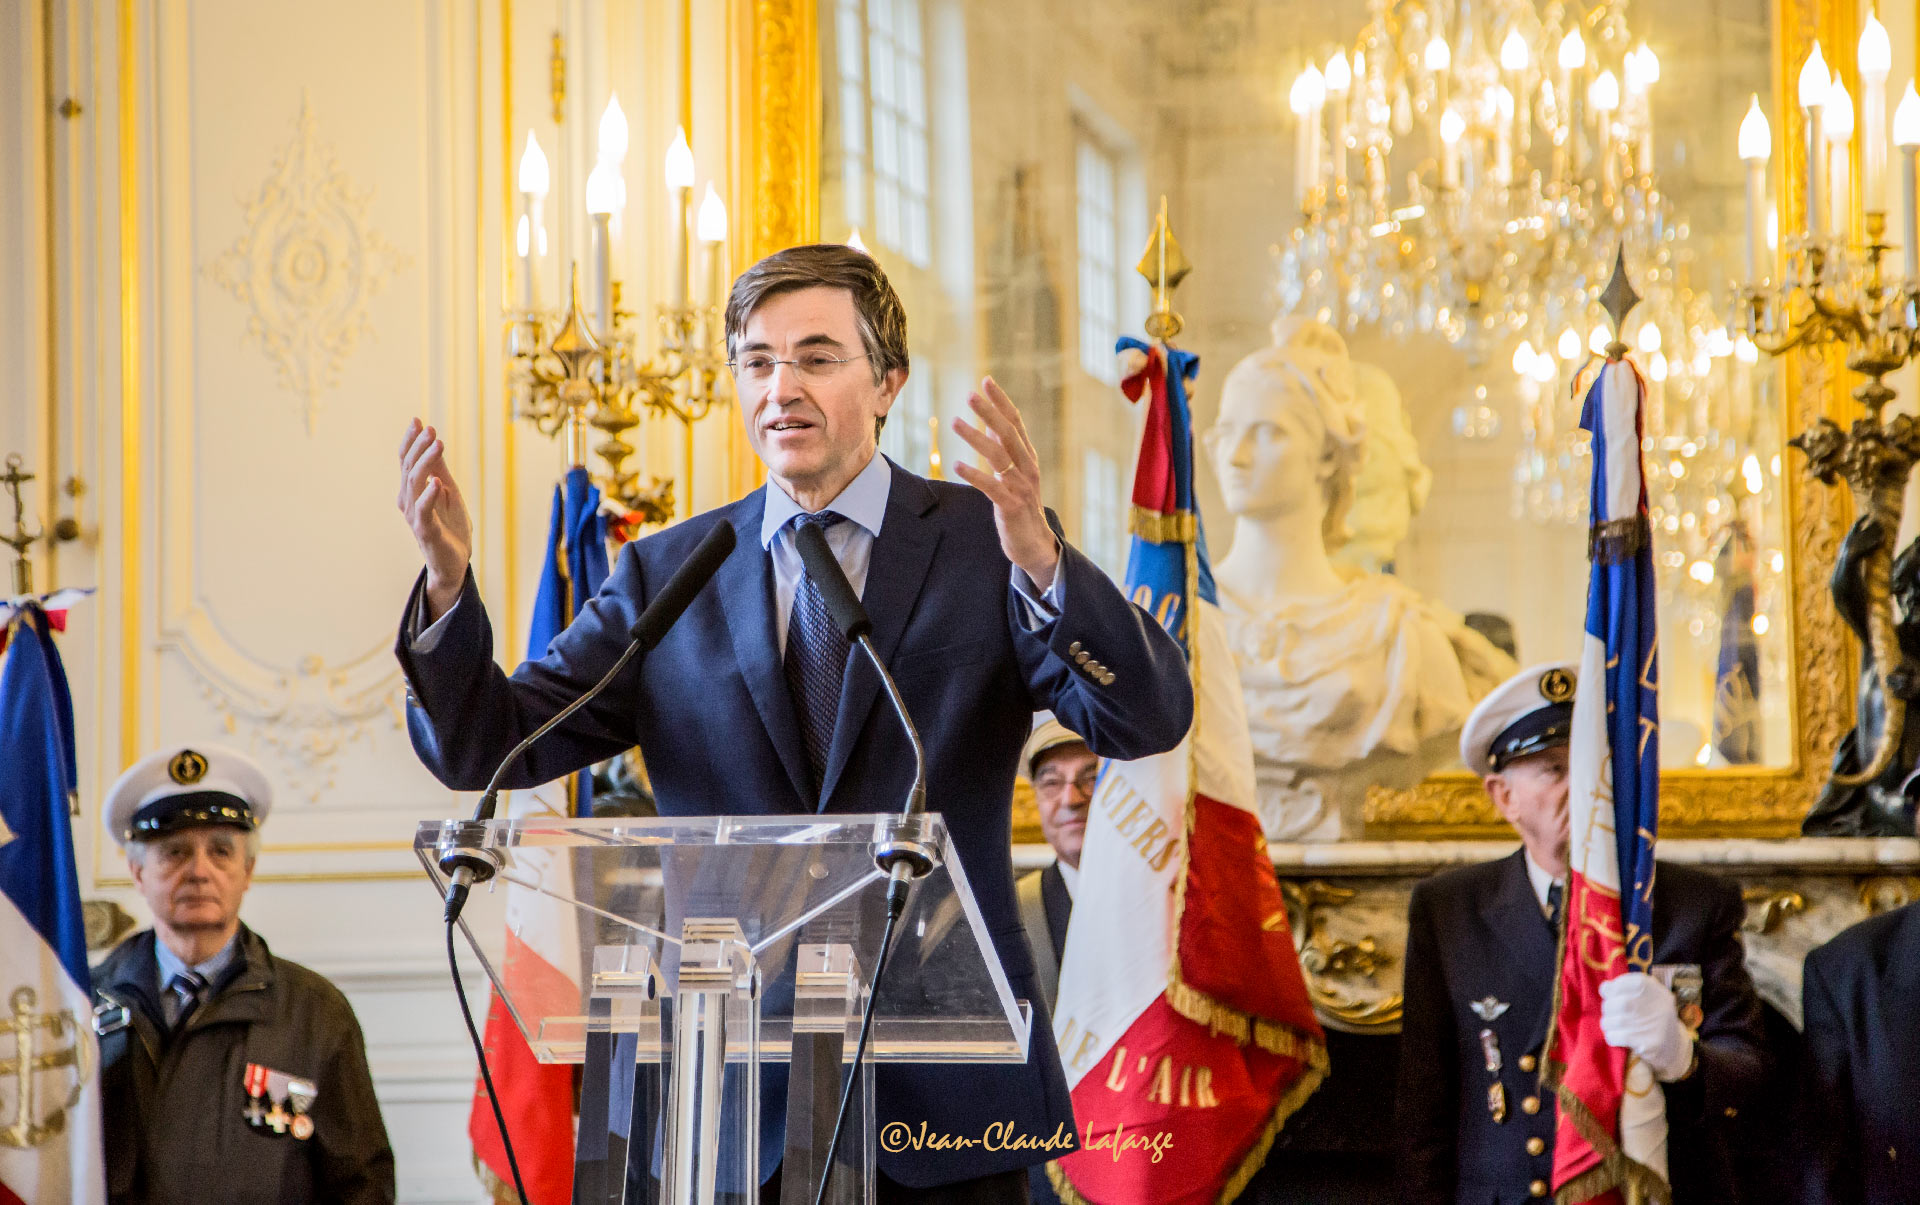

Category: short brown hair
[725, 243, 910, 392]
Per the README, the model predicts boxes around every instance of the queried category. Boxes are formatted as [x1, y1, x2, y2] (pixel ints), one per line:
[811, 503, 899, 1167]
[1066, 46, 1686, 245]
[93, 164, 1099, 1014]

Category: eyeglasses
[727, 350, 873, 383]
[1033, 768, 1100, 797]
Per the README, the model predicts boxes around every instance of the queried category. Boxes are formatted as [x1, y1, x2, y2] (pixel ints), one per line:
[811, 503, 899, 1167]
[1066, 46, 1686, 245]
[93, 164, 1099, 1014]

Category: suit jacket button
[1068, 640, 1083, 655]
[1530, 1180, 1548, 1197]
[1518, 1054, 1537, 1072]
[1526, 1137, 1545, 1156]
[1724, 1106, 1738, 1119]
[1101, 673, 1116, 686]
[1074, 650, 1091, 665]
[1521, 1095, 1540, 1115]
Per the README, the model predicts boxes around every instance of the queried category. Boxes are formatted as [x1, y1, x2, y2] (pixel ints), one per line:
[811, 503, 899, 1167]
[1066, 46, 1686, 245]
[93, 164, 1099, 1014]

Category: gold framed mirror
[738, 0, 1867, 840]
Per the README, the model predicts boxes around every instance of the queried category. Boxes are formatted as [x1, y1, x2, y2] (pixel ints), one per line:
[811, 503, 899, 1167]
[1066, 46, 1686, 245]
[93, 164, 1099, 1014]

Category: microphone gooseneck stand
[792, 522, 933, 1205]
[430, 520, 738, 1205]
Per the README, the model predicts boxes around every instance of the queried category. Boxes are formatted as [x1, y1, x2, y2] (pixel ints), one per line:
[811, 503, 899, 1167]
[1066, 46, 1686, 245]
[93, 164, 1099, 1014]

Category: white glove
[1597, 972, 1694, 1082]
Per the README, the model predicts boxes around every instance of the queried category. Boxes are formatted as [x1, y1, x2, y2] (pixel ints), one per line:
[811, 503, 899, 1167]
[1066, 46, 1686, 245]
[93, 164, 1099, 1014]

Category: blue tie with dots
[784, 512, 851, 792]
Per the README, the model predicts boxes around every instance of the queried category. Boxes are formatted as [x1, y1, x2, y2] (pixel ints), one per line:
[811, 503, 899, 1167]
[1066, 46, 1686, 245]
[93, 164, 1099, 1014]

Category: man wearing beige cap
[1395, 664, 1767, 1204]
[1014, 717, 1096, 1016]
[90, 743, 393, 1204]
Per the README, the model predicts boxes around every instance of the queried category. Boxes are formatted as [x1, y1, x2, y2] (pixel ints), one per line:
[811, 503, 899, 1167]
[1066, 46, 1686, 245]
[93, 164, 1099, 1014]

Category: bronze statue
[1803, 517, 1920, 836]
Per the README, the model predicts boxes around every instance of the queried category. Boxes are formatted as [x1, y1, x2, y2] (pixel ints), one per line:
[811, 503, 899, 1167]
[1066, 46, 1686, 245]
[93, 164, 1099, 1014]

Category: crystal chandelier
[1277, 0, 1670, 352]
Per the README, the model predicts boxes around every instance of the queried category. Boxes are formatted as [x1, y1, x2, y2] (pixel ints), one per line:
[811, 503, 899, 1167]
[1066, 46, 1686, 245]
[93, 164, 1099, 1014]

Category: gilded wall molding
[207, 94, 410, 433]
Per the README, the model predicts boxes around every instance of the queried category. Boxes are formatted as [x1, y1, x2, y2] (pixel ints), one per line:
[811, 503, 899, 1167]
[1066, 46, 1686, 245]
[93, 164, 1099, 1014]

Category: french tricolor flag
[1544, 356, 1668, 1203]
[1047, 340, 1325, 1204]
[0, 603, 105, 1205]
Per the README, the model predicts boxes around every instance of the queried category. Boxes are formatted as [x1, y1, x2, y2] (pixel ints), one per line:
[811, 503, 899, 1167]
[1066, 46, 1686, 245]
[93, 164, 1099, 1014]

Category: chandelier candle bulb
[517, 132, 550, 313]
[1860, 14, 1891, 211]
[1896, 83, 1920, 278]
[664, 127, 696, 310]
[1326, 51, 1351, 190]
[1740, 96, 1772, 282]
[1440, 106, 1465, 190]
[1800, 43, 1830, 237]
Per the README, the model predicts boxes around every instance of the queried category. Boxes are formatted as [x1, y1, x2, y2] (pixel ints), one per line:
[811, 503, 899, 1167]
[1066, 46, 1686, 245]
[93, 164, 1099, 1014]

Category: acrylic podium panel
[414, 812, 1031, 1205]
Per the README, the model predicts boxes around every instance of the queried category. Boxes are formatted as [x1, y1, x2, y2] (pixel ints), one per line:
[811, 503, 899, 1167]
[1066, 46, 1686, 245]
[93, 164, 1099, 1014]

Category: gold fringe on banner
[1130, 506, 1197, 544]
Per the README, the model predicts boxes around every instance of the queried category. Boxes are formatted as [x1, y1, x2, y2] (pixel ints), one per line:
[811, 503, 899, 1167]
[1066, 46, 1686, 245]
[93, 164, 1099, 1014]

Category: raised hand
[397, 419, 473, 621]
[951, 377, 1060, 591]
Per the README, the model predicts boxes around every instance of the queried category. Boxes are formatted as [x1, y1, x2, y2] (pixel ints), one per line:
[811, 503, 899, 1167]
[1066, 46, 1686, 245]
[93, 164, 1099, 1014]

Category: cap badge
[1539, 668, 1575, 704]
[167, 749, 209, 786]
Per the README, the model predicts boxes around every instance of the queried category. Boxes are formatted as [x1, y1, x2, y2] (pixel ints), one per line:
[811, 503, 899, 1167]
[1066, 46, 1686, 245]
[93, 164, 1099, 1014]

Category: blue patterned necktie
[166, 968, 209, 1032]
[784, 511, 851, 791]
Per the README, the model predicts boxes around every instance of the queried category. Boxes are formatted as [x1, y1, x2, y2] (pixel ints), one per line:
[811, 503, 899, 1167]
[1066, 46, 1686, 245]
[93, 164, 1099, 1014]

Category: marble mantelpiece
[1011, 839, 1920, 1032]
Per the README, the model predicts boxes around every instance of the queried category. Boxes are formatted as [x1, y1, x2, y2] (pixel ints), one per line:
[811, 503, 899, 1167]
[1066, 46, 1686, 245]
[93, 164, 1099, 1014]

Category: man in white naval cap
[1393, 664, 1768, 1204]
[90, 744, 394, 1205]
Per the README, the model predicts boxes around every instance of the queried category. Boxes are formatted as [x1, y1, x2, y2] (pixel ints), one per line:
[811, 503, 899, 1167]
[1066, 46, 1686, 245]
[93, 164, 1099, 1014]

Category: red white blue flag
[1048, 340, 1325, 1205]
[1545, 357, 1667, 1203]
[468, 465, 610, 1205]
[0, 602, 105, 1204]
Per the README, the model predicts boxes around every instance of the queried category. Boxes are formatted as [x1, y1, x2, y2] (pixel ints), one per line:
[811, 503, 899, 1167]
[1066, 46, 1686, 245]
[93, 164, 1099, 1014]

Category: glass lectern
[415, 812, 1030, 1205]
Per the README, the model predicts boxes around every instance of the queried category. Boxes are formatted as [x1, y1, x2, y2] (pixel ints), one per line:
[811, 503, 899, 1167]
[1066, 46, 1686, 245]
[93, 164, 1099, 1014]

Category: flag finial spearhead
[1599, 247, 1643, 360]
[1137, 196, 1192, 340]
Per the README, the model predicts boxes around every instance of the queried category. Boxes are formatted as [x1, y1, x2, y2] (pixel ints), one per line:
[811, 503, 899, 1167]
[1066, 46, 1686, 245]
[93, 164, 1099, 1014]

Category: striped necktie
[783, 511, 852, 791]
[166, 968, 209, 1032]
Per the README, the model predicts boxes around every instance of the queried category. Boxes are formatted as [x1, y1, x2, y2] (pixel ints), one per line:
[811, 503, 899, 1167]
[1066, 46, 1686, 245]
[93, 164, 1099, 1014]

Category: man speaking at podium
[393, 243, 1193, 1202]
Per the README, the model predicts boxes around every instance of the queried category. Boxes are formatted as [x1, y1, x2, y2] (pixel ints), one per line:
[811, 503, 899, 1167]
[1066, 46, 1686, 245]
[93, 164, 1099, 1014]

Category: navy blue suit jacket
[1396, 853, 1768, 1205]
[1800, 901, 1920, 1204]
[395, 460, 1194, 1185]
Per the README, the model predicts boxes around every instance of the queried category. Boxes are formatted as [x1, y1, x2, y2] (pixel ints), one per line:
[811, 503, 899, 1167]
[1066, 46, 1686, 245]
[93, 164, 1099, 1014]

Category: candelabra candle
[1861, 14, 1891, 211]
[1906, 146, 1918, 279]
[519, 195, 542, 313]
[665, 127, 696, 310]
[590, 212, 614, 337]
[1898, 82, 1920, 278]
[516, 131, 550, 316]
[1746, 159, 1768, 281]
[1799, 43, 1830, 240]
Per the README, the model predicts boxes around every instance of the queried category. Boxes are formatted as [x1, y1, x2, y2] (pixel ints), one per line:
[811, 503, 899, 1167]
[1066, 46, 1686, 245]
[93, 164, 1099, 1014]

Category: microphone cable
[448, 920, 531, 1205]
[812, 870, 913, 1205]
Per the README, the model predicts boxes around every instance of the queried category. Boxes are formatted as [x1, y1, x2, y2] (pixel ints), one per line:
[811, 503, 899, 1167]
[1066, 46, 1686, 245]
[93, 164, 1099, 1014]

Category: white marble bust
[1211, 320, 1514, 841]
[1333, 360, 1432, 575]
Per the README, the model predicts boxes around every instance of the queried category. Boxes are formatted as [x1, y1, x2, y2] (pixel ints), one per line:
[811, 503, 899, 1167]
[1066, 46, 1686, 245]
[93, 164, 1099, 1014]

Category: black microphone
[440, 520, 736, 923]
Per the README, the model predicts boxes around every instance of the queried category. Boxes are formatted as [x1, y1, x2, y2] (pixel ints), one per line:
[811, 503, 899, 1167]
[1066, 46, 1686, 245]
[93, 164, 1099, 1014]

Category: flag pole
[2, 454, 42, 598]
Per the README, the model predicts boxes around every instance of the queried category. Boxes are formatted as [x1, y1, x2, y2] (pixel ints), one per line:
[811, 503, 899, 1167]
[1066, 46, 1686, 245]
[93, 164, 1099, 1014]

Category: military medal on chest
[1471, 997, 1512, 1125]
[242, 1061, 318, 1140]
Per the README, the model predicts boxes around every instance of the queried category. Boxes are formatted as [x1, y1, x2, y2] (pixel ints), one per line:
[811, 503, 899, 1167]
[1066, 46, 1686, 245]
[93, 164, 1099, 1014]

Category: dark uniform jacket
[1800, 900, 1920, 1204]
[1014, 861, 1071, 1013]
[1396, 853, 1768, 1204]
[93, 925, 395, 1205]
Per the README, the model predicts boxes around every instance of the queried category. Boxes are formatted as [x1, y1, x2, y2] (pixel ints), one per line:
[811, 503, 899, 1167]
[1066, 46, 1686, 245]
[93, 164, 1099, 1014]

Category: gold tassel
[1129, 506, 1197, 544]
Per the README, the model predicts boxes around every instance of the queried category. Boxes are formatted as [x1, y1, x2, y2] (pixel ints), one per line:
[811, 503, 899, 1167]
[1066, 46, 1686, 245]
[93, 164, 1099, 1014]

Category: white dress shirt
[1523, 848, 1565, 919]
[1056, 859, 1079, 899]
